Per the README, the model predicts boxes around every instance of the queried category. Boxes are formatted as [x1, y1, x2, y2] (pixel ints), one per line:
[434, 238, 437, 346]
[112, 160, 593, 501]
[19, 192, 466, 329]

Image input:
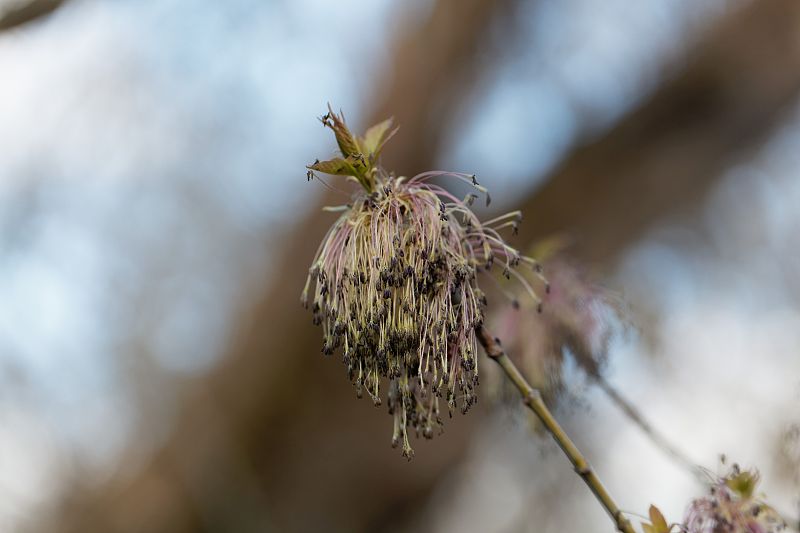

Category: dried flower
[302, 106, 542, 457]
[684, 465, 786, 533]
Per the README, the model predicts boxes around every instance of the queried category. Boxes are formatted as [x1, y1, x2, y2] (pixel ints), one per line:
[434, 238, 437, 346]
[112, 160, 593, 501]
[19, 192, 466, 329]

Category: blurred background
[1, 0, 799, 531]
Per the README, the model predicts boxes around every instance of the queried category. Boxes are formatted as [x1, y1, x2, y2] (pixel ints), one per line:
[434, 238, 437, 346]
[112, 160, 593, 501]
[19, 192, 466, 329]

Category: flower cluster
[489, 249, 621, 407]
[302, 106, 542, 457]
[684, 466, 786, 533]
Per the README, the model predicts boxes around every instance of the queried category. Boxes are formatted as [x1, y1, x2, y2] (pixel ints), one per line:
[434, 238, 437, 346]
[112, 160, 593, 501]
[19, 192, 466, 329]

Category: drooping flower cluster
[684, 466, 786, 533]
[302, 106, 542, 457]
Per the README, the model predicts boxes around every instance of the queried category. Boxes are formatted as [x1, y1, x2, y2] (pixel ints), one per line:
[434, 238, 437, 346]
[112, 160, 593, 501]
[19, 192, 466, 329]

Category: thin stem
[476, 326, 636, 533]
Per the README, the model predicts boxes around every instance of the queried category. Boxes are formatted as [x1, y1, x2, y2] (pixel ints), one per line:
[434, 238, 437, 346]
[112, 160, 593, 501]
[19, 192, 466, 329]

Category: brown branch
[515, 0, 800, 268]
[0, 0, 66, 31]
[476, 326, 636, 533]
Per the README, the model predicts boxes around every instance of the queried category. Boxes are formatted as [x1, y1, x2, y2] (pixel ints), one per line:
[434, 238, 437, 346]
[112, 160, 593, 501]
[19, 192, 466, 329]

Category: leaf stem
[476, 326, 636, 533]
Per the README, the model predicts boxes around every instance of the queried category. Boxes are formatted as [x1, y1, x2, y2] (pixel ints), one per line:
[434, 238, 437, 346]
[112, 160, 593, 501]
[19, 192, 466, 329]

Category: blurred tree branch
[0, 0, 66, 31]
[514, 0, 800, 267]
[45, 0, 800, 531]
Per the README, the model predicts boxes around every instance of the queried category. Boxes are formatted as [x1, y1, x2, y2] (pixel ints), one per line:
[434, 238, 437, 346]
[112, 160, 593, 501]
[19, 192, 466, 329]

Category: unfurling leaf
[649, 505, 669, 531]
[308, 157, 358, 177]
[358, 117, 398, 160]
[641, 505, 672, 533]
[324, 104, 361, 159]
[725, 469, 759, 499]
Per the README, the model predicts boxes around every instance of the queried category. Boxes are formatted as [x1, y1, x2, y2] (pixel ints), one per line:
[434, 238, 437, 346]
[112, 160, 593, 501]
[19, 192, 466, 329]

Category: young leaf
[325, 104, 361, 159]
[346, 153, 370, 176]
[358, 117, 398, 160]
[725, 469, 759, 499]
[641, 505, 671, 533]
[648, 505, 668, 530]
[308, 158, 358, 177]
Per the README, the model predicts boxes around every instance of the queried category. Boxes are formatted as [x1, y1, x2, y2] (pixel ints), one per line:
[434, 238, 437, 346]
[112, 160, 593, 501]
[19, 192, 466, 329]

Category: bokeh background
[1, 0, 799, 531]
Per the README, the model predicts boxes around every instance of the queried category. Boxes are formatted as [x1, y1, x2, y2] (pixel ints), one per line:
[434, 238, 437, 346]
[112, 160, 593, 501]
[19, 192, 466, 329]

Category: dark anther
[451, 289, 462, 305]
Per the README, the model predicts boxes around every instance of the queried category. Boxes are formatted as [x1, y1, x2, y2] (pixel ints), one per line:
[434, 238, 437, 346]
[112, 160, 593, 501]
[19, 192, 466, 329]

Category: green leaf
[648, 505, 668, 531]
[308, 155, 372, 191]
[325, 105, 361, 158]
[358, 117, 398, 160]
[641, 505, 672, 533]
[346, 153, 370, 175]
[308, 157, 358, 177]
[725, 470, 759, 499]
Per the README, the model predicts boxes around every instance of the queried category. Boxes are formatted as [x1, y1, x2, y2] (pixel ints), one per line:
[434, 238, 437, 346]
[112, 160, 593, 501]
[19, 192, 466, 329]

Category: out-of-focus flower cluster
[683, 466, 786, 533]
[303, 107, 544, 457]
[489, 246, 624, 407]
[640, 465, 787, 533]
